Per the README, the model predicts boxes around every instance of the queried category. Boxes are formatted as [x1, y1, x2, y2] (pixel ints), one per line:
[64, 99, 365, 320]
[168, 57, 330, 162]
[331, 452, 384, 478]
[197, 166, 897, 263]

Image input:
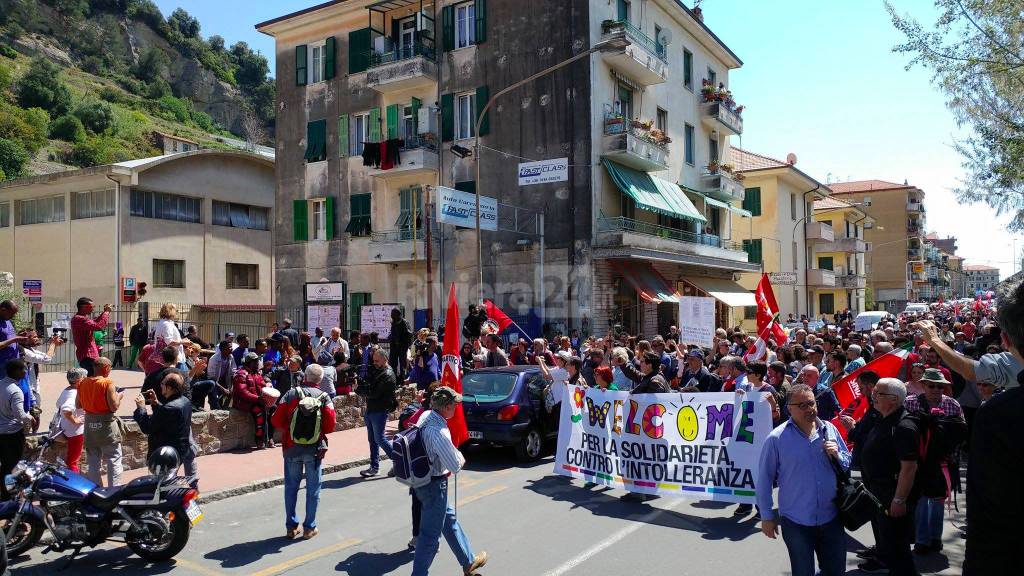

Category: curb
[197, 456, 388, 504]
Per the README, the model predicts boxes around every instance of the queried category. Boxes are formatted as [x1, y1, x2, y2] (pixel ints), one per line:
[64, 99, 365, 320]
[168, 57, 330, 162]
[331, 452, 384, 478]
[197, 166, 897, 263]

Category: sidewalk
[121, 420, 399, 502]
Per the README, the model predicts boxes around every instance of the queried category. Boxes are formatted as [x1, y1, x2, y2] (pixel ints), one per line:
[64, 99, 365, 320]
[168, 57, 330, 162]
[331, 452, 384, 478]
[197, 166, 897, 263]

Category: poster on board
[361, 304, 400, 341]
[679, 296, 716, 348]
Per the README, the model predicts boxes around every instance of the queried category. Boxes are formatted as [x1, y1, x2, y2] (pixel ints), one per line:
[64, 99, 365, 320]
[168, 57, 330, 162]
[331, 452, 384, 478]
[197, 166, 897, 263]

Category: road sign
[121, 277, 137, 302]
[22, 279, 42, 301]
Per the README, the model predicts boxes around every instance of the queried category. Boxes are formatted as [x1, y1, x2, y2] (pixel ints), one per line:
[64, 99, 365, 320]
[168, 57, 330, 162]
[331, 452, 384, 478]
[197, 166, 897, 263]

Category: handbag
[824, 425, 884, 531]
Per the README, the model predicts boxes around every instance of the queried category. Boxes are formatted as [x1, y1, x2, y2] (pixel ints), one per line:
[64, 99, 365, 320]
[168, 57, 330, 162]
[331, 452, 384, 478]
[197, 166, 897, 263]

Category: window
[153, 259, 185, 288]
[683, 48, 693, 90]
[616, 82, 633, 119]
[346, 194, 371, 237]
[396, 187, 423, 233]
[621, 193, 635, 220]
[819, 293, 835, 315]
[226, 263, 259, 290]
[312, 198, 328, 240]
[742, 187, 762, 217]
[181, 143, 191, 152]
[455, 2, 476, 48]
[402, 105, 416, 140]
[744, 306, 757, 320]
[617, 0, 630, 21]
[348, 292, 372, 331]
[656, 108, 668, 133]
[707, 68, 717, 86]
[790, 193, 797, 221]
[212, 201, 270, 231]
[351, 113, 370, 156]
[304, 119, 327, 162]
[456, 92, 475, 140]
[654, 25, 665, 59]
[708, 206, 721, 235]
[0, 203, 8, 228]
[818, 256, 834, 271]
[130, 190, 200, 223]
[742, 239, 763, 265]
[657, 214, 681, 229]
[684, 124, 695, 165]
[18, 195, 65, 225]
[708, 136, 719, 164]
[310, 40, 325, 84]
[72, 189, 115, 219]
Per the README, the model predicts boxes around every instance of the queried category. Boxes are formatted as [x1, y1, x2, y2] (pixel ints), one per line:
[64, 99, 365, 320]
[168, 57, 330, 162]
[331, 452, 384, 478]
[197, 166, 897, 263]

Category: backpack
[390, 418, 433, 488]
[902, 406, 967, 499]
[290, 387, 328, 446]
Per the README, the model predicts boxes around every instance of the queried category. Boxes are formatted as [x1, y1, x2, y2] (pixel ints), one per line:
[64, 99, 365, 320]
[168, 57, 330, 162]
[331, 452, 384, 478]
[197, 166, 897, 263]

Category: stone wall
[30, 385, 419, 473]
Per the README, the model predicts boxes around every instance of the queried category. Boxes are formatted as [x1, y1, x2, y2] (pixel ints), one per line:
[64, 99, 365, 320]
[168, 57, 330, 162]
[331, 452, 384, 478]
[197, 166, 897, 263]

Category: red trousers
[65, 434, 85, 473]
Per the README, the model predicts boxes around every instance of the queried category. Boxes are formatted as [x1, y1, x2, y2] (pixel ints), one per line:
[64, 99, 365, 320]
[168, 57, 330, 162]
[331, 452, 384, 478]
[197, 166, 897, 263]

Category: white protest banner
[517, 157, 568, 186]
[679, 296, 716, 348]
[554, 388, 771, 504]
[436, 186, 498, 231]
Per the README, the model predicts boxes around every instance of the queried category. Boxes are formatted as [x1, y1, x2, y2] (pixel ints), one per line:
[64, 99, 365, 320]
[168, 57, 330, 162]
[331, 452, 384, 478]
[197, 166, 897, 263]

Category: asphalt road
[11, 446, 966, 575]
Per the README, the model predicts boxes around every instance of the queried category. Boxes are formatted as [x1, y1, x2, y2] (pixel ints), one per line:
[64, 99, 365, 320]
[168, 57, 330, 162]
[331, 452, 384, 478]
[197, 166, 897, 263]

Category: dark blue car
[461, 366, 559, 461]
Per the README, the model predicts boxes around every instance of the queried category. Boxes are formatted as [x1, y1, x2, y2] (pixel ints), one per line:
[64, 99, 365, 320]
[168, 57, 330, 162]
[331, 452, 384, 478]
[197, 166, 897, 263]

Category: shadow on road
[10, 546, 178, 575]
[523, 475, 760, 542]
[204, 535, 301, 568]
[335, 548, 414, 574]
[462, 445, 555, 473]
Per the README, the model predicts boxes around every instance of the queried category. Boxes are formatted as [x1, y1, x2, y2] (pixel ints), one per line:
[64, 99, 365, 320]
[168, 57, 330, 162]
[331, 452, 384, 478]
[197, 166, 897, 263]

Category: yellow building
[810, 196, 873, 317]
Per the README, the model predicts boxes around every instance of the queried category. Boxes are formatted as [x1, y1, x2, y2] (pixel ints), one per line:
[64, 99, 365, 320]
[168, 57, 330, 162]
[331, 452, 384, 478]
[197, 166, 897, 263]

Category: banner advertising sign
[768, 272, 797, 286]
[555, 388, 772, 504]
[305, 282, 345, 302]
[517, 157, 568, 186]
[436, 186, 498, 231]
[678, 296, 716, 348]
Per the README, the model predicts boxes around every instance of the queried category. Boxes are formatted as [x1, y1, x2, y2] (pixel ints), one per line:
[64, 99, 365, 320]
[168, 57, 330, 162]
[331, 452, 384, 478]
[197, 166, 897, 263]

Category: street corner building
[258, 0, 761, 336]
[0, 149, 275, 308]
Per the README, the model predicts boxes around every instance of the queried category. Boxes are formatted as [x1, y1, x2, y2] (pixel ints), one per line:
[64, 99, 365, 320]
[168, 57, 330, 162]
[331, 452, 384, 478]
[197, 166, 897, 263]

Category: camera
[414, 340, 429, 357]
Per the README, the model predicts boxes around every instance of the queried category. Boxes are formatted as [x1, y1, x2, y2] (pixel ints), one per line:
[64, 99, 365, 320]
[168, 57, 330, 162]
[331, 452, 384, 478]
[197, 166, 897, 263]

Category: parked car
[460, 367, 557, 461]
[854, 311, 890, 332]
[902, 302, 929, 316]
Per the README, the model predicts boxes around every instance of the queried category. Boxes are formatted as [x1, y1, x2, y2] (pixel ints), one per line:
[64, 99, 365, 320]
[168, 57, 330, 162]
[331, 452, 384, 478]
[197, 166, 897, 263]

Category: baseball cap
[686, 348, 705, 360]
[431, 386, 463, 405]
[243, 352, 261, 364]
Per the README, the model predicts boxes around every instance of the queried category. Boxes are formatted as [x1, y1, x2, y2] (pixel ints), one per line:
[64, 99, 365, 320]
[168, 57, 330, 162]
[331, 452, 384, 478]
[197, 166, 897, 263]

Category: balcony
[701, 102, 743, 136]
[702, 166, 745, 203]
[365, 43, 438, 93]
[907, 201, 924, 215]
[839, 274, 867, 289]
[595, 216, 751, 265]
[805, 221, 835, 242]
[599, 20, 668, 85]
[602, 114, 669, 172]
[366, 135, 439, 179]
[808, 268, 836, 288]
[818, 237, 866, 253]
[367, 226, 439, 263]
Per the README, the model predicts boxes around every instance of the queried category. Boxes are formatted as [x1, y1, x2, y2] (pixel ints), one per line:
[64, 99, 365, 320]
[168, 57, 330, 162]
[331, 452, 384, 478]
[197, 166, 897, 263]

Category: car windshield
[461, 372, 519, 403]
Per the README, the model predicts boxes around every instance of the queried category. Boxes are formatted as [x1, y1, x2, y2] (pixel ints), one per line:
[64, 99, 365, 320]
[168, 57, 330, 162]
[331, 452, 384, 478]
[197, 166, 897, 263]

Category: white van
[902, 303, 929, 316]
[854, 311, 889, 332]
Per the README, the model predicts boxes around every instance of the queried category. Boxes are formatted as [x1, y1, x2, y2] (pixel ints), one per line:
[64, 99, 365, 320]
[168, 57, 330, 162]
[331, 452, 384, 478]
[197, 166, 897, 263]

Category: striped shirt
[418, 410, 465, 477]
[904, 393, 964, 419]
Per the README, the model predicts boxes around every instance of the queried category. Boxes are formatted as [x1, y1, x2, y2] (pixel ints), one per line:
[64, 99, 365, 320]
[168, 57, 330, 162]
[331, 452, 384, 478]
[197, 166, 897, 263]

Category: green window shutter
[386, 104, 400, 140]
[295, 44, 308, 86]
[743, 187, 762, 217]
[475, 85, 490, 136]
[442, 5, 455, 51]
[368, 107, 381, 143]
[753, 239, 763, 264]
[304, 120, 326, 162]
[338, 114, 349, 157]
[348, 28, 371, 74]
[293, 200, 308, 241]
[440, 93, 454, 141]
[742, 239, 762, 265]
[475, 0, 487, 44]
[346, 194, 372, 236]
[325, 196, 335, 239]
[455, 181, 476, 193]
[324, 36, 336, 79]
[617, 0, 629, 21]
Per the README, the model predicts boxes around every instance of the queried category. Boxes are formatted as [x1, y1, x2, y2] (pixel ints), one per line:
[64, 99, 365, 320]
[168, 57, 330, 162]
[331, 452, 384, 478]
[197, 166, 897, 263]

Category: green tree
[69, 135, 130, 167]
[16, 57, 72, 116]
[0, 137, 29, 179]
[230, 42, 270, 90]
[74, 100, 115, 134]
[134, 46, 168, 83]
[887, 1, 1024, 229]
[167, 8, 200, 39]
[158, 95, 190, 123]
[20, 107, 50, 152]
[50, 114, 86, 142]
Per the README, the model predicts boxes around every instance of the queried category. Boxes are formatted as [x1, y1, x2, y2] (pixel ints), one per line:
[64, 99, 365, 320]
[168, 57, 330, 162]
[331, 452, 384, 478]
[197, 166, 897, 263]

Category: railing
[399, 134, 438, 152]
[603, 112, 670, 151]
[370, 224, 439, 243]
[601, 20, 668, 63]
[598, 216, 742, 250]
[368, 40, 435, 68]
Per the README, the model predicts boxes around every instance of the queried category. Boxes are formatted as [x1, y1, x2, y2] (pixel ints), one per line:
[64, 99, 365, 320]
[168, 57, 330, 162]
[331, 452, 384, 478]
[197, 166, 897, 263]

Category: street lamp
[471, 37, 630, 304]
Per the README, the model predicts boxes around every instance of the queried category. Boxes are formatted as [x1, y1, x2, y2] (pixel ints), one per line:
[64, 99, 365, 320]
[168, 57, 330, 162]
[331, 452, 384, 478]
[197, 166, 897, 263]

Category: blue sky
[153, 0, 1023, 279]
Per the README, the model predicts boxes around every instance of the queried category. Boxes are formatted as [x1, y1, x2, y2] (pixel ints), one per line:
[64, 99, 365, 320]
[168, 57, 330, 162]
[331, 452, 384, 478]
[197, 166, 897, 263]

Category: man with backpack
[271, 363, 336, 540]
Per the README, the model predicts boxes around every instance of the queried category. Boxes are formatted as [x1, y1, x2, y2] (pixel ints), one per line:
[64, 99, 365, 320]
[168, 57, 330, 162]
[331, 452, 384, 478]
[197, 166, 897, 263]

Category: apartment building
[811, 196, 871, 316]
[0, 150, 275, 306]
[258, 0, 758, 336]
[947, 254, 967, 298]
[829, 179, 926, 312]
[964, 264, 1000, 294]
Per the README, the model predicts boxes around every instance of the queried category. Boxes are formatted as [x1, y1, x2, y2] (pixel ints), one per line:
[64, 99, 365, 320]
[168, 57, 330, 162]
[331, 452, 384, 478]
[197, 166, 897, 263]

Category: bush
[0, 104, 48, 154]
[0, 137, 29, 179]
[80, 55, 105, 75]
[133, 46, 167, 83]
[98, 86, 123, 104]
[20, 107, 49, 152]
[69, 135, 130, 167]
[16, 58, 72, 116]
[145, 78, 171, 99]
[126, 0, 164, 29]
[50, 114, 86, 142]
[0, 166, 5, 181]
[158, 94, 190, 123]
[0, 45, 17, 59]
[191, 109, 213, 131]
[116, 75, 145, 95]
[74, 100, 115, 134]
[0, 62, 12, 94]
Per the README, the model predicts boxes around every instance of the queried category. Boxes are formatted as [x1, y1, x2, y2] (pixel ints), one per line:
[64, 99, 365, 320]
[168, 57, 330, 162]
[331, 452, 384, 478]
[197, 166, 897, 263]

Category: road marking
[541, 499, 685, 576]
[248, 537, 362, 576]
[457, 485, 507, 506]
[174, 557, 229, 576]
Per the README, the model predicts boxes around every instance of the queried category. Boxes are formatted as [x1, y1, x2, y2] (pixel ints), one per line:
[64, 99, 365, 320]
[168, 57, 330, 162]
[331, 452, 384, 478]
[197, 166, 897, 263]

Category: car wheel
[515, 427, 543, 462]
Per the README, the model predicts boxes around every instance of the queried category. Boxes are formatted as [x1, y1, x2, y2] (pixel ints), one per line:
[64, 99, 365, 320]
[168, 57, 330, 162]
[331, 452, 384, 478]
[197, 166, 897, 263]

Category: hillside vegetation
[0, 0, 275, 179]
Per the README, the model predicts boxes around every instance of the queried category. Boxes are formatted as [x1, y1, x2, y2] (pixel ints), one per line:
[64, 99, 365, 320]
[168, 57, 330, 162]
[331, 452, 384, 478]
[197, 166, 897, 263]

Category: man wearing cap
[903, 368, 965, 555]
[808, 345, 826, 375]
[280, 318, 299, 350]
[675, 348, 721, 392]
[411, 386, 488, 576]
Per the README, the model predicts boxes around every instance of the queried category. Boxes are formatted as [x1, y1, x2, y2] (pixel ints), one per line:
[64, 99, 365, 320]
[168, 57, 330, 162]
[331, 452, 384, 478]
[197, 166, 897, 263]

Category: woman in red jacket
[234, 352, 276, 449]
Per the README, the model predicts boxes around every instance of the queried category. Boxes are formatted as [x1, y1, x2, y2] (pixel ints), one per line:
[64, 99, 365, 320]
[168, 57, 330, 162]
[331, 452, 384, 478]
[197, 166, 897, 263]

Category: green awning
[689, 188, 752, 218]
[603, 159, 706, 224]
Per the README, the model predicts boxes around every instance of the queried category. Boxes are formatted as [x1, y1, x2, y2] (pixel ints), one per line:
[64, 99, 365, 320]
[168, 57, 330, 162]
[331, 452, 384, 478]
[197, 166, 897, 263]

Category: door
[399, 16, 417, 59]
[616, 83, 633, 119]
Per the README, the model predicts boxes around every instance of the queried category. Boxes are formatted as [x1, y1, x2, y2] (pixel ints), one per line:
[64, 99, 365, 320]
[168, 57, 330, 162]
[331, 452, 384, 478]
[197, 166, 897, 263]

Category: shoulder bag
[824, 423, 884, 531]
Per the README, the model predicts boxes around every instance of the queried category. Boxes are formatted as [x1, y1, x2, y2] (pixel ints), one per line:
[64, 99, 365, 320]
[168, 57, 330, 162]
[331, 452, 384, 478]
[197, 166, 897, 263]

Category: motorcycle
[0, 434, 201, 562]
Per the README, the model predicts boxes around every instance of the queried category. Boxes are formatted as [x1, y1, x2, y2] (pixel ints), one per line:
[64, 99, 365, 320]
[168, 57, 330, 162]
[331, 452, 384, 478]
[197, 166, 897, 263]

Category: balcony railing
[368, 40, 435, 68]
[601, 20, 667, 63]
[369, 223, 439, 243]
[597, 216, 742, 250]
[603, 113, 670, 151]
[602, 111, 670, 171]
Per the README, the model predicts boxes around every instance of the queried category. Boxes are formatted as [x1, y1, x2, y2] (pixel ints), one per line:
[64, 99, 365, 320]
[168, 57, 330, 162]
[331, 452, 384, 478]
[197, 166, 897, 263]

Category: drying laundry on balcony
[362, 139, 405, 169]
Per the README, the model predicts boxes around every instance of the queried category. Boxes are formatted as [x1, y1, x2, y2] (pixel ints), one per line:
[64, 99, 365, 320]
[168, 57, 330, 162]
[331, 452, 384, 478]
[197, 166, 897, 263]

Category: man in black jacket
[462, 304, 487, 341]
[128, 316, 148, 370]
[676, 349, 722, 392]
[135, 372, 198, 487]
[388, 308, 413, 381]
[359, 348, 397, 478]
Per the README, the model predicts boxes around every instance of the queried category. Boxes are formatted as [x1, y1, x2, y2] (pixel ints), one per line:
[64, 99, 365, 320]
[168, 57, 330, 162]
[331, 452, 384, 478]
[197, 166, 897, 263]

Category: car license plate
[185, 501, 203, 526]
[468, 431, 484, 439]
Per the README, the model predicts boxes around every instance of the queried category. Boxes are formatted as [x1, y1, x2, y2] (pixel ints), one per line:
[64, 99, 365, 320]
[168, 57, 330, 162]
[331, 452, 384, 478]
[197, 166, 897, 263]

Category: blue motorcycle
[0, 435, 201, 562]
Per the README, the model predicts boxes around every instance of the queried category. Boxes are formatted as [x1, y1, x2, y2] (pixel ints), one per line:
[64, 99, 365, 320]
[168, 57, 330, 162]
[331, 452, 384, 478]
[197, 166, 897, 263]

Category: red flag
[483, 299, 514, 333]
[441, 283, 469, 447]
[830, 345, 911, 412]
[745, 274, 788, 361]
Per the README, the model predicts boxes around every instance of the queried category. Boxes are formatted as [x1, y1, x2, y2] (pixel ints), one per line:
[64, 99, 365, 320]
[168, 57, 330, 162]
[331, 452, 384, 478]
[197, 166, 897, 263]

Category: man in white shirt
[324, 328, 350, 360]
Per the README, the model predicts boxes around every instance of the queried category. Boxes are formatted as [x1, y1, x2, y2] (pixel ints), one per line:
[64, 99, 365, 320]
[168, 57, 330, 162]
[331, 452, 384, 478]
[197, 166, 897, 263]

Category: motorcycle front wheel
[126, 509, 190, 562]
[0, 515, 44, 557]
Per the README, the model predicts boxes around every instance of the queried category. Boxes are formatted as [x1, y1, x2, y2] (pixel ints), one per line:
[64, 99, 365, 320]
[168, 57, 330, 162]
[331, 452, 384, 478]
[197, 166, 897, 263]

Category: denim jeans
[364, 411, 393, 470]
[412, 477, 474, 576]
[779, 515, 846, 576]
[284, 453, 322, 530]
[915, 497, 944, 544]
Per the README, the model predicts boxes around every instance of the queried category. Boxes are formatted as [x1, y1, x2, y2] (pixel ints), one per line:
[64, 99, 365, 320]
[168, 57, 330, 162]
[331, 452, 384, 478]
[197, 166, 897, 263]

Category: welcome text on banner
[554, 387, 772, 504]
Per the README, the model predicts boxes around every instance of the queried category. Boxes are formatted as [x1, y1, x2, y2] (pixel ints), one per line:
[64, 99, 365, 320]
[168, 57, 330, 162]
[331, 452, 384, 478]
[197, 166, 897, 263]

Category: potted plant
[707, 161, 719, 174]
